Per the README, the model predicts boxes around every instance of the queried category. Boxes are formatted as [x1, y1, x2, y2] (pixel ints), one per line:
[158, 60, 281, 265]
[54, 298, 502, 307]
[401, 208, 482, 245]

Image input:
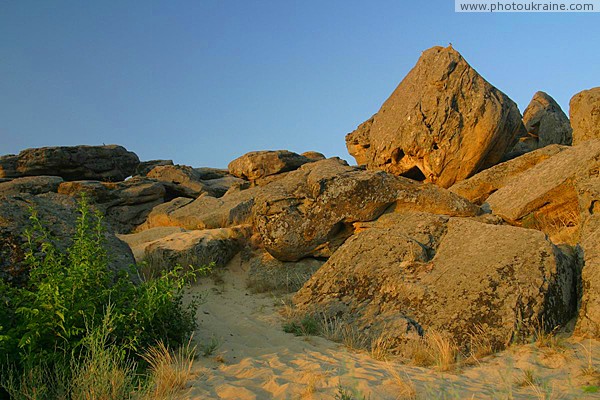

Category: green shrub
[0, 196, 209, 396]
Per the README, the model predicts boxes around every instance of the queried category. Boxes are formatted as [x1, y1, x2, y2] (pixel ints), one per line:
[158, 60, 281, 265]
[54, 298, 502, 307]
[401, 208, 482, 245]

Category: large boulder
[252, 158, 480, 261]
[485, 141, 600, 241]
[570, 87, 600, 145]
[0, 176, 64, 196]
[575, 173, 600, 337]
[510, 91, 572, 155]
[228, 150, 311, 181]
[345, 46, 526, 188]
[449, 144, 567, 205]
[58, 177, 166, 233]
[117, 226, 186, 261]
[135, 159, 174, 176]
[146, 164, 222, 198]
[0, 193, 135, 285]
[0, 145, 139, 181]
[294, 215, 578, 350]
[141, 226, 251, 274]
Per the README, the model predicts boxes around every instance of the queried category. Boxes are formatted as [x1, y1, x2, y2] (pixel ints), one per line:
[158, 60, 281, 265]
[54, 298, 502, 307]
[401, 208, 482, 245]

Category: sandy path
[178, 255, 600, 399]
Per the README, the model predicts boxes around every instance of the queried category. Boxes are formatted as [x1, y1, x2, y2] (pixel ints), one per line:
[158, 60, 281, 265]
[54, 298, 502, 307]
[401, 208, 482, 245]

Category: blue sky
[1, 1, 598, 168]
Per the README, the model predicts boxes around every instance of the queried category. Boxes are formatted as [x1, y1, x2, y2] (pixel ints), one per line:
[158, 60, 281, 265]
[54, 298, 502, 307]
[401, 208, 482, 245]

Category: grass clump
[283, 315, 319, 336]
[0, 197, 209, 398]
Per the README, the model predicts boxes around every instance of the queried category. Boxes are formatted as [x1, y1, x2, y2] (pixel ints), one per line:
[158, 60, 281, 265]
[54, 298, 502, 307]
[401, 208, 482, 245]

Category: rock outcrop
[570, 87, 600, 145]
[0, 145, 139, 181]
[0, 176, 64, 196]
[228, 150, 311, 181]
[449, 145, 567, 205]
[58, 177, 166, 233]
[253, 158, 480, 261]
[135, 159, 174, 176]
[486, 141, 600, 239]
[510, 91, 572, 155]
[294, 215, 578, 350]
[345, 46, 526, 188]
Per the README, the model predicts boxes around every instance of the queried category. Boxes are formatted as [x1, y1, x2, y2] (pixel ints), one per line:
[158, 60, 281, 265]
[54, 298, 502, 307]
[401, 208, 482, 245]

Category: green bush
[0, 197, 209, 393]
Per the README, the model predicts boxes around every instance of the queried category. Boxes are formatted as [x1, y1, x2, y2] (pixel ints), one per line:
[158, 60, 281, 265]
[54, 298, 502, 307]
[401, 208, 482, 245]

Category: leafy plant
[0, 196, 209, 396]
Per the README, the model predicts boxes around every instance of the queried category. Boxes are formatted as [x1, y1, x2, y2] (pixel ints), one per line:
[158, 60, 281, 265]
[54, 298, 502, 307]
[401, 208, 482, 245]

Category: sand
[177, 254, 600, 399]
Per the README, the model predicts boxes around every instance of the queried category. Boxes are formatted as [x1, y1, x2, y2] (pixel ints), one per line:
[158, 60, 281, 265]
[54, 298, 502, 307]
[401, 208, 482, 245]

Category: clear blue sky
[1, 1, 598, 168]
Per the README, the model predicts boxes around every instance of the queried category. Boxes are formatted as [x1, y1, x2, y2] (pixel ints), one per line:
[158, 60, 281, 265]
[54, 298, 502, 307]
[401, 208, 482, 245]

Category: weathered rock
[575, 173, 600, 336]
[253, 158, 480, 261]
[135, 159, 174, 176]
[0, 145, 140, 181]
[246, 250, 324, 294]
[294, 216, 578, 350]
[449, 144, 567, 204]
[193, 167, 230, 180]
[146, 165, 220, 198]
[139, 187, 259, 231]
[0, 176, 64, 195]
[117, 226, 187, 261]
[228, 150, 311, 181]
[345, 46, 526, 188]
[510, 91, 572, 155]
[203, 176, 247, 198]
[571, 87, 600, 145]
[58, 177, 166, 233]
[301, 151, 326, 162]
[0, 193, 135, 285]
[485, 141, 600, 240]
[142, 226, 251, 274]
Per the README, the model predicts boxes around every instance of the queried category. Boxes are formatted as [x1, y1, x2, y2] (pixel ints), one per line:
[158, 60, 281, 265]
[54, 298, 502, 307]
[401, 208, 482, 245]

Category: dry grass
[522, 209, 580, 245]
[370, 332, 395, 361]
[396, 331, 460, 371]
[140, 338, 197, 399]
[385, 364, 417, 400]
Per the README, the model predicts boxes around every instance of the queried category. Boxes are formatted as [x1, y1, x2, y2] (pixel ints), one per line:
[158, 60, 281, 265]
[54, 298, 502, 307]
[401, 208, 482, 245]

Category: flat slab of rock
[509, 91, 572, 155]
[449, 144, 567, 205]
[0, 145, 139, 181]
[228, 150, 311, 181]
[294, 216, 578, 350]
[570, 87, 600, 145]
[486, 141, 600, 229]
[345, 46, 525, 188]
[135, 159, 174, 176]
[117, 226, 187, 261]
[0, 176, 64, 195]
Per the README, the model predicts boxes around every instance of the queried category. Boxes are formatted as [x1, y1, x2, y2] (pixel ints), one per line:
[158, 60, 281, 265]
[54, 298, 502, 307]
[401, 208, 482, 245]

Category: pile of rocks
[2, 45, 599, 350]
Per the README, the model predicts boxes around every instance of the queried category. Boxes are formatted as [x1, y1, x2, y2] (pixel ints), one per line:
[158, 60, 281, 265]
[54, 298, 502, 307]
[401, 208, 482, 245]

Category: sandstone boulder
[345, 46, 526, 188]
[58, 177, 166, 233]
[301, 151, 326, 162]
[570, 87, 600, 145]
[510, 91, 572, 155]
[146, 164, 221, 198]
[485, 141, 600, 241]
[135, 159, 174, 176]
[117, 226, 188, 261]
[193, 167, 230, 180]
[0, 145, 139, 181]
[246, 250, 324, 294]
[253, 158, 480, 261]
[142, 226, 251, 274]
[0, 176, 64, 195]
[228, 150, 311, 181]
[294, 216, 578, 350]
[0, 193, 135, 285]
[449, 144, 567, 204]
